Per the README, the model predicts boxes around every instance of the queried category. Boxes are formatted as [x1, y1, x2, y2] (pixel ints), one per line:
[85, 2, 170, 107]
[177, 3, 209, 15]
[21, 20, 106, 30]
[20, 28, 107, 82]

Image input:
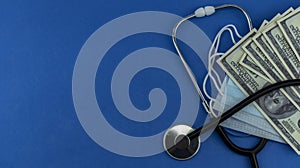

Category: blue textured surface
[1, 0, 300, 167]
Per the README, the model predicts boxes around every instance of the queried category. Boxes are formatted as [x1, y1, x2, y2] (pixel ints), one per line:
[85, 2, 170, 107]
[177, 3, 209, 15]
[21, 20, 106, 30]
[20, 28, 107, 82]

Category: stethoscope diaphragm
[163, 124, 200, 160]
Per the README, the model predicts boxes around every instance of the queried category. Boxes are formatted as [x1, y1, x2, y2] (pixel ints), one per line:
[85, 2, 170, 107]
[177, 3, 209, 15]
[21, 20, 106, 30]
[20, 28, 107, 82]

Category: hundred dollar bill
[253, 32, 300, 100]
[239, 14, 282, 77]
[254, 8, 298, 85]
[239, 11, 292, 81]
[239, 53, 270, 82]
[278, 7, 300, 62]
[264, 18, 300, 81]
[242, 40, 300, 111]
[238, 8, 293, 67]
[217, 29, 300, 155]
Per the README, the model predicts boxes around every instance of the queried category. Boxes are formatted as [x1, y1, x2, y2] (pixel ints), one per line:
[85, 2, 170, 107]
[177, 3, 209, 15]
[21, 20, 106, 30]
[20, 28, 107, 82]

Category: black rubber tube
[216, 126, 266, 168]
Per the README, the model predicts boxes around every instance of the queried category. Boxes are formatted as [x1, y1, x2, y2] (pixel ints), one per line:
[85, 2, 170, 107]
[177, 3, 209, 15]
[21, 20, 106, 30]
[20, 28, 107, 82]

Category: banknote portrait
[259, 88, 297, 119]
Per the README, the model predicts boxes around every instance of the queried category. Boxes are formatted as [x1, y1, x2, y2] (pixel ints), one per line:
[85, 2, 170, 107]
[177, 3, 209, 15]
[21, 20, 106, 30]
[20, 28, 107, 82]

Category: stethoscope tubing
[171, 4, 300, 168]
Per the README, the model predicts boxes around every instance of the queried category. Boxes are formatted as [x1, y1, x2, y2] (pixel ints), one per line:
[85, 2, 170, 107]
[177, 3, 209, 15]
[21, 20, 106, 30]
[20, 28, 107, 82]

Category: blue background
[1, 0, 300, 167]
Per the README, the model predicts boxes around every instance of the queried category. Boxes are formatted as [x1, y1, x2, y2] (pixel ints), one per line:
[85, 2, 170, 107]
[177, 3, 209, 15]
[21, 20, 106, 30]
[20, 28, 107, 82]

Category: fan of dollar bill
[213, 7, 300, 154]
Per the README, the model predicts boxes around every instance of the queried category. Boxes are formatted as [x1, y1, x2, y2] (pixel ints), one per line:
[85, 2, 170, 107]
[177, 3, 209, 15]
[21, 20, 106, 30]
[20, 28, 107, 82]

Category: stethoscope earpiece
[163, 124, 200, 160]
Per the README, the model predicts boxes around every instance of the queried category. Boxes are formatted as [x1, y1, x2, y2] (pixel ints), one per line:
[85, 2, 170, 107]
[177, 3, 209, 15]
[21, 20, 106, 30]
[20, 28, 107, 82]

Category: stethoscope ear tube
[172, 4, 253, 114]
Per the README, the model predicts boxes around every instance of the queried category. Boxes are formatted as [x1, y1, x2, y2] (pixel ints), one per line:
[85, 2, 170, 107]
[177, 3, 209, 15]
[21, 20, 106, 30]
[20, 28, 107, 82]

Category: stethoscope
[163, 4, 300, 168]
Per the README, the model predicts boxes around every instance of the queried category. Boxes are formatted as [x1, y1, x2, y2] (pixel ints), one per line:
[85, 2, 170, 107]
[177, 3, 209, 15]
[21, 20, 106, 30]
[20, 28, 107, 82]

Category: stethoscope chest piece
[163, 124, 200, 160]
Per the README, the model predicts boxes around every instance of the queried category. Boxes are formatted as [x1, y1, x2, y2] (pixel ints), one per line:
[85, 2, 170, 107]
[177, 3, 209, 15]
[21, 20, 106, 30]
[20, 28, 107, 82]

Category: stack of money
[217, 7, 300, 154]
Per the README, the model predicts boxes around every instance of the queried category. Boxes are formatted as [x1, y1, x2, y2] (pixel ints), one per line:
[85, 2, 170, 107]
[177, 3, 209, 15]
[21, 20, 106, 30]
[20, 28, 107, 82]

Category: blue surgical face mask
[213, 77, 285, 143]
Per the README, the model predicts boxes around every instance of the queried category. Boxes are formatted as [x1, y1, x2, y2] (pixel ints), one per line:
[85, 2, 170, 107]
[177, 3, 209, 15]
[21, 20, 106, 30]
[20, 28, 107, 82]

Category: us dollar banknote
[264, 18, 300, 81]
[252, 8, 300, 99]
[239, 10, 292, 81]
[278, 7, 300, 62]
[254, 33, 300, 96]
[217, 30, 300, 155]
[242, 40, 300, 111]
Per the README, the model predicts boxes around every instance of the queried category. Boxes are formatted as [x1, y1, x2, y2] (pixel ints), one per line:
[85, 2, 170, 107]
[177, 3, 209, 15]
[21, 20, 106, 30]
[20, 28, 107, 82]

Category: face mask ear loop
[204, 26, 229, 117]
[205, 26, 232, 97]
[207, 53, 225, 95]
[229, 24, 243, 38]
[210, 25, 243, 87]
[204, 24, 243, 117]
[208, 25, 240, 87]
[207, 27, 231, 88]
[205, 26, 238, 96]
